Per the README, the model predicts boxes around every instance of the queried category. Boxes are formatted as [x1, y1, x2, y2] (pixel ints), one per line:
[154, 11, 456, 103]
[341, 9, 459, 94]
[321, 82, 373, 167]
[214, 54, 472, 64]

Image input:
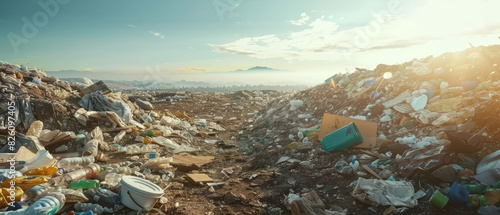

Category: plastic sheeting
[475, 150, 500, 186]
[79, 91, 132, 123]
[396, 145, 451, 178]
[352, 177, 418, 207]
[0, 97, 35, 130]
[0, 133, 44, 153]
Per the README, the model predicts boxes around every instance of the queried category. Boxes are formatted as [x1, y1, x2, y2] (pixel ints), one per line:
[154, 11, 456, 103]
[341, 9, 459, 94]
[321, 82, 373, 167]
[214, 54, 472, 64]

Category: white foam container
[120, 176, 164, 211]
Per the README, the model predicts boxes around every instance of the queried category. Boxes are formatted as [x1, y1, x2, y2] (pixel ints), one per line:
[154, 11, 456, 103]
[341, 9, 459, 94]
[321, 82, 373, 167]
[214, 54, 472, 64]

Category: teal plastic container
[321, 122, 364, 153]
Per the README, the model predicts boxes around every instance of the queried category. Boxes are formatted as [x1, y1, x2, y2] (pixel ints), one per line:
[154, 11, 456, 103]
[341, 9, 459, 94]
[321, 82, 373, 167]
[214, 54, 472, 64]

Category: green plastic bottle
[468, 194, 487, 208]
[466, 184, 487, 194]
[69, 180, 99, 189]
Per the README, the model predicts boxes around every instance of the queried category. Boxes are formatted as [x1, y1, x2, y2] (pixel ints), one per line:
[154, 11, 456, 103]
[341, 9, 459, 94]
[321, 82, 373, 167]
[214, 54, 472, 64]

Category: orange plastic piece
[142, 136, 152, 144]
[24, 166, 58, 176]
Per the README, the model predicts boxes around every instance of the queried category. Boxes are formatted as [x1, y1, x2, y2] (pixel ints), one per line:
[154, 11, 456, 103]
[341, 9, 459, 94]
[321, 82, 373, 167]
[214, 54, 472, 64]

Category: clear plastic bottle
[97, 166, 135, 180]
[82, 139, 99, 157]
[62, 164, 100, 182]
[74, 202, 115, 215]
[143, 166, 152, 175]
[83, 188, 122, 211]
[144, 152, 160, 159]
[104, 173, 124, 187]
[145, 172, 161, 183]
[57, 156, 95, 169]
[2, 192, 66, 215]
[24, 185, 52, 203]
[113, 130, 126, 144]
[140, 157, 173, 169]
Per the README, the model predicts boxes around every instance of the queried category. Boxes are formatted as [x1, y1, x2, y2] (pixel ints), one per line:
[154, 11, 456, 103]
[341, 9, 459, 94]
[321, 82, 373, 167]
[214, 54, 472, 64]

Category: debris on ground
[0, 45, 500, 214]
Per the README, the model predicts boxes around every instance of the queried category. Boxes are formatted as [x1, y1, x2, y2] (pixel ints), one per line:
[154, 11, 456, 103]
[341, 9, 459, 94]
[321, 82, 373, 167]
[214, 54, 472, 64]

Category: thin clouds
[211, 1, 500, 62]
[288, 13, 310, 26]
[127, 24, 136, 28]
[149, 31, 165, 39]
[178, 68, 207, 73]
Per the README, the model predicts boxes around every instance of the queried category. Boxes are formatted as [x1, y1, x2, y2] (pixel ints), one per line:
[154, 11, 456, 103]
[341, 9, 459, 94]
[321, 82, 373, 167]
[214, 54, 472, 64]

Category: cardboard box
[318, 113, 378, 148]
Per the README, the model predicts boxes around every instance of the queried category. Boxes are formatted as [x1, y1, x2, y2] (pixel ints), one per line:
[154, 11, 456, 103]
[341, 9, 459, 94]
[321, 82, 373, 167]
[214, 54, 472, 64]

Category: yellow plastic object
[142, 136, 152, 144]
[24, 166, 58, 176]
[0, 186, 23, 209]
[153, 130, 163, 136]
[1, 176, 50, 190]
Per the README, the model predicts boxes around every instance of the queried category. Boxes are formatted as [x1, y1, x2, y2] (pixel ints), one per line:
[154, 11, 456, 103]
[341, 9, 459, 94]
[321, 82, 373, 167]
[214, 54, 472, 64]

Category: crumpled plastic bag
[426, 96, 462, 113]
[432, 111, 468, 127]
[352, 177, 417, 207]
[79, 91, 132, 123]
[74, 108, 127, 128]
[396, 145, 451, 178]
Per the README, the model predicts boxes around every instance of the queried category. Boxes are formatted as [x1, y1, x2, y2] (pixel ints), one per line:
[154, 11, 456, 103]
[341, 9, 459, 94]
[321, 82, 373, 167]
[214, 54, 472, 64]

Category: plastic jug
[447, 182, 469, 204]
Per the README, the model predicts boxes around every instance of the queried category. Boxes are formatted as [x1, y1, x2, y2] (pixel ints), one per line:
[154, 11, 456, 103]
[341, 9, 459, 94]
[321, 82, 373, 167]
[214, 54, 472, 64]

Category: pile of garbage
[241, 45, 500, 214]
[1, 61, 252, 214]
[2, 44, 500, 214]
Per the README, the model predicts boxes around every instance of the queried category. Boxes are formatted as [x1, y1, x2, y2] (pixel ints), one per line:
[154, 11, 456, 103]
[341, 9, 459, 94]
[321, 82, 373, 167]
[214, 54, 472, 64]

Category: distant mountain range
[44, 66, 311, 88]
[230, 66, 286, 73]
[46, 66, 288, 78]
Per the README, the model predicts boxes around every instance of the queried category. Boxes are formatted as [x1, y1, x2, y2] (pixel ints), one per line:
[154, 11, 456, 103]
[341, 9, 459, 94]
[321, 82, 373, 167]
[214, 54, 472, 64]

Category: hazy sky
[1, 0, 499, 84]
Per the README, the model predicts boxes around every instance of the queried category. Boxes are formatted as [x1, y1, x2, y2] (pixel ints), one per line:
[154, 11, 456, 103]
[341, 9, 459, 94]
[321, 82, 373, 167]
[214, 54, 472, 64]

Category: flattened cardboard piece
[318, 113, 377, 148]
[81, 81, 111, 95]
[0, 146, 36, 163]
[185, 174, 214, 183]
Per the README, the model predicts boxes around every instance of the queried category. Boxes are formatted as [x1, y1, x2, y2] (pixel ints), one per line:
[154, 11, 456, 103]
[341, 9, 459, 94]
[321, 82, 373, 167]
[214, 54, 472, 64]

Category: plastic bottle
[349, 160, 359, 171]
[75, 134, 86, 142]
[82, 140, 99, 157]
[144, 166, 151, 175]
[145, 172, 161, 183]
[467, 184, 487, 195]
[83, 188, 122, 211]
[140, 157, 173, 169]
[104, 173, 124, 187]
[468, 194, 487, 208]
[144, 152, 160, 159]
[62, 164, 100, 183]
[478, 206, 500, 215]
[113, 130, 126, 144]
[334, 161, 353, 174]
[55, 145, 69, 153]
[57, 156, 95, 169]
[69, 180, 99, 189]
[24, 185, 52, 203]
[74, 202, 115, 215]
[111, 144, 124, 152]
[2, 192, 65, 215]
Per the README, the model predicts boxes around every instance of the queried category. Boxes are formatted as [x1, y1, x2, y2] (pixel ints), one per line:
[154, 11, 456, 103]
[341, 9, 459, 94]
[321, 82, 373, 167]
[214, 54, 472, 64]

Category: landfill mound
[0, 44, 499, 215]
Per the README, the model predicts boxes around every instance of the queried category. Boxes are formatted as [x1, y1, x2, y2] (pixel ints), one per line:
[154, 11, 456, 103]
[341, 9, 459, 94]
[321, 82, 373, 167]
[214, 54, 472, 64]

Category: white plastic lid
[411, 95, 428, 111]
[120, 176, 163, 197]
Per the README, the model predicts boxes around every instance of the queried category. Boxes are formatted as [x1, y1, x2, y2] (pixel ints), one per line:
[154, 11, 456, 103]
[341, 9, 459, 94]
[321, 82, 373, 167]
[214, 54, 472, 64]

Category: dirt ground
[105, 90, 480, 215]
